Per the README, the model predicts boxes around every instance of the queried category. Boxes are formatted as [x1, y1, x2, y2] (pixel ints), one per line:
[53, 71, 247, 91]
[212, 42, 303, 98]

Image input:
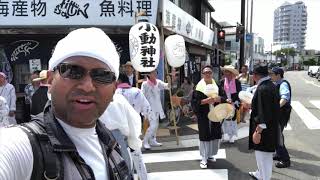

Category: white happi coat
[0, 96, 9, 127]
[141, 79, 169, 119]
[115, 87, 152, 118]
[0, 83, 16, 112]
[0, 83, 16, 124]
[100, 94, 142, 151]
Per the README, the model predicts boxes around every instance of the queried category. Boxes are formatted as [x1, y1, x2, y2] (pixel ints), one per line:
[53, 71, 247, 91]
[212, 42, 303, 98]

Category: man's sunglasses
[202, 71, 212, 75]
[54, 63, 116, 84]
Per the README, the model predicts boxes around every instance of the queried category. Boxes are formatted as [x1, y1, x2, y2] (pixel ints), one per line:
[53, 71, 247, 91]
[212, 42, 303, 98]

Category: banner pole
[160, 26, 179, 145]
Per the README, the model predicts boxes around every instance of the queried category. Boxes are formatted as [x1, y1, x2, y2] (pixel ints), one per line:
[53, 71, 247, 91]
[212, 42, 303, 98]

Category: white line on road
[310, 100, 320, 110]
[304, 79, 320, 88]
[148, 169, 228, 180]
[291, 101, 320, 129]
[143, 149, 226, 163]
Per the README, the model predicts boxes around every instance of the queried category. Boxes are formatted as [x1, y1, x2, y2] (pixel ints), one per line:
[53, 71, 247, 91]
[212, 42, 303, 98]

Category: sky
[209, 0, 320, 51]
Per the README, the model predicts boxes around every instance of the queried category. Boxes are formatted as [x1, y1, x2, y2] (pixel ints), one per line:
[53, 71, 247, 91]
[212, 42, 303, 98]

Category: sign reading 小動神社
[129, 22, 160, 72]
[0, 0, 158, 26]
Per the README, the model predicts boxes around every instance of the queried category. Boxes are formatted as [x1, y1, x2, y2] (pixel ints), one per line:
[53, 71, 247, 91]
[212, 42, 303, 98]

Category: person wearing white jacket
[0, 73, 16, 125]
[100, 93, 148, 180]
[0, 96, 9, 127]
[141, 70, 169, 149]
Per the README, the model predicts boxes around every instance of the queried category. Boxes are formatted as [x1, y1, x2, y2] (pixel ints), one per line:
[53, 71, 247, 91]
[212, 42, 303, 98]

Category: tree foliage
[272, 48, 296, 66]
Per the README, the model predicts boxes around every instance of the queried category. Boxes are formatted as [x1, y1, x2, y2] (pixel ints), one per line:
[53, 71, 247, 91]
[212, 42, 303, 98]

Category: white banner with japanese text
[161, 0, 214, 47]
[0, 0, 158, 26]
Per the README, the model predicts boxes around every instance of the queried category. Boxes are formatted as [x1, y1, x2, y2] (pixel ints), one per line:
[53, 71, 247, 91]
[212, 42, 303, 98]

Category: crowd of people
[0, 27, 292, 180]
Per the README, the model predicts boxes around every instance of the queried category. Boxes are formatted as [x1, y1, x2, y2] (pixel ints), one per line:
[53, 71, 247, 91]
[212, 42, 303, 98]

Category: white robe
[115, 87, 152, 119]
[100, 94, 142, 151]
[0, 83, 16, 124]
[141, 79, 169, 119]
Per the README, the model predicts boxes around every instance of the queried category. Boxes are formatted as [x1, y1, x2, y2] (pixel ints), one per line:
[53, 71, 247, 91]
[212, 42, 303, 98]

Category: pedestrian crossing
[143, 150, 228, 180]
[291, 100, 320, 130]
[140, 100, 320, 180]
[265, 100, 320, 131]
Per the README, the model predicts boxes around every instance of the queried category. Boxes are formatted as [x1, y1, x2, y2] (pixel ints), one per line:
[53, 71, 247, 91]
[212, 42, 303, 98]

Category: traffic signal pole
[239, 0, 246, 69]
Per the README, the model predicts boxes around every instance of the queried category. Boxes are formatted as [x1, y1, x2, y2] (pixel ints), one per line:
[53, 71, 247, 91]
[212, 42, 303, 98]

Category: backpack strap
[19, 120, 63, 180]
[96, 120, 132, 180]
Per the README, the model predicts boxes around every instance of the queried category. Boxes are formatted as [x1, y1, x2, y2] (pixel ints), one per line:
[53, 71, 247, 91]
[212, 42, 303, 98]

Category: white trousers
[131, 150, 148, 180]
[144, 112, 159, 142]
[254, 150, 273, 180]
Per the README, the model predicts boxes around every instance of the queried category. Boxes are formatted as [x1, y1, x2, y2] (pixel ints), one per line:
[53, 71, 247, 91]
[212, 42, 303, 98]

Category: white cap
[49, 27, 119, 79]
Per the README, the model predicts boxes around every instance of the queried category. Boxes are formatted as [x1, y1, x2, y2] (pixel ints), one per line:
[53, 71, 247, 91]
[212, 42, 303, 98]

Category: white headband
[49, 27, 119, 79]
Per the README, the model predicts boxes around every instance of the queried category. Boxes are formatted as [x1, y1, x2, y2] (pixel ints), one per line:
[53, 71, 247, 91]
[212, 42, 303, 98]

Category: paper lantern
[165, 35, 186, 67]
[129, 22, 160, 72]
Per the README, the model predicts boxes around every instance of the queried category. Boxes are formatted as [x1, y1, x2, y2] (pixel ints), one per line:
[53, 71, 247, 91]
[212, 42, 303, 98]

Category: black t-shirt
[31, 86, 48, 116]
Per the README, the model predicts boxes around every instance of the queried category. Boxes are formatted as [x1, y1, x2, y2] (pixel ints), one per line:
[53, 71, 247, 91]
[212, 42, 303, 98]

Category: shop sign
[162, 0, 214, 47]
[29, 59, 41, 72]
[0, 0, 158, 26]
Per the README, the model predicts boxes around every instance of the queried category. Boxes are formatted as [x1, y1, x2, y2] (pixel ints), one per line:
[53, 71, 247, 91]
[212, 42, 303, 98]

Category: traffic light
[217, 29, 225, 44]
[236, 25, 244, 42]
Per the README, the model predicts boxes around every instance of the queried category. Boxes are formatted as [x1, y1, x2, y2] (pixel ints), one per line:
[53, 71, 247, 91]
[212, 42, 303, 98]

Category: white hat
[239, 91, 254, 104]
[208, 103, 235, 122]
[49, 27, 119, 79]
[32, 70, 48, 82]
[221, 65, 239, 76]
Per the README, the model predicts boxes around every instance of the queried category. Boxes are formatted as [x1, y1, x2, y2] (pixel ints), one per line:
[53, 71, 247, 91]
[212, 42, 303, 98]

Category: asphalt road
[143, 71, 320, 180]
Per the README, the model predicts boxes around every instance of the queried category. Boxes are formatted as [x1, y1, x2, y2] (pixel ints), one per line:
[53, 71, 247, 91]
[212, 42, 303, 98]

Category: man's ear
[47, 71, 54, 85]
[47, 71, 54, 93]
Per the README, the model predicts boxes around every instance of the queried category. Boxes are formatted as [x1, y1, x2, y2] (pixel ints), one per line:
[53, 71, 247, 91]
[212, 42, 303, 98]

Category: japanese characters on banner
[164, 35, 186, 68]
[0, 0, 158, 26]
[162, 0, 214, 47]
[129, 22, 160, 72]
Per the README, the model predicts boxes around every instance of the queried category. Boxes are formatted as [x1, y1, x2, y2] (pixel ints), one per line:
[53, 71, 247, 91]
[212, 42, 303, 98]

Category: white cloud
[210, 0, 320, 51]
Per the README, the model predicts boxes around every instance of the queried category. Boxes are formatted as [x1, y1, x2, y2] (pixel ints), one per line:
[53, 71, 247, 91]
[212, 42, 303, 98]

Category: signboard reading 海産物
[0, 0, 158, 26]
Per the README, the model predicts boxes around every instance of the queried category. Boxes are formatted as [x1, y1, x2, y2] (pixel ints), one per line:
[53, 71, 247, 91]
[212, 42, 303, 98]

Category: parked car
[308, 66, 320, 77]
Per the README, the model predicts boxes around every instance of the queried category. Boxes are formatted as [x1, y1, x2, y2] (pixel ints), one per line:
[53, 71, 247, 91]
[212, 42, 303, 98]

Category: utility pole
[239, 0, 246, 69]
[249, 0, 254, 71]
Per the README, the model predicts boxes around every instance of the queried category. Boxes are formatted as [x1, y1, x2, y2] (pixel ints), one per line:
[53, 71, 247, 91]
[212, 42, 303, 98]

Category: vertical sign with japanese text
[0, 0, 158, 26]
[129, 22, 160, 72]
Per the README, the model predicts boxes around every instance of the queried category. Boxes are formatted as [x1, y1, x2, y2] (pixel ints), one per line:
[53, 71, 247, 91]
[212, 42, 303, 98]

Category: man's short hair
[118, 73, 130, 84]
[202, 65, 213, 72]
[33, 70, 41, 75]
[252, 65, 268, 76]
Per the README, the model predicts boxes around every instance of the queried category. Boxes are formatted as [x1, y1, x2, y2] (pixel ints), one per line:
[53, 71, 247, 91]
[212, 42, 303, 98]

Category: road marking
[148, 169, 228, 180]
[235, 122, 292, 140]
[291, 101, 320, 129]
[310, 100, 320, 110]
[143, 149, 226, 163]
[235, 126, 248, 140]
[304, 79, 320, 88]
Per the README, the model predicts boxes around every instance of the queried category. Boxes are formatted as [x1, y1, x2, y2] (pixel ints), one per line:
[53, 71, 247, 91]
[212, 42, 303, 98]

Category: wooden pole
[160, 26, 179, 145]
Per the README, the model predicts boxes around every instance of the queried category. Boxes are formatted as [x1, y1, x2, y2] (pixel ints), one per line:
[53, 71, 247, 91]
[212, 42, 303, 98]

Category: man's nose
[76, 74, 96, 92]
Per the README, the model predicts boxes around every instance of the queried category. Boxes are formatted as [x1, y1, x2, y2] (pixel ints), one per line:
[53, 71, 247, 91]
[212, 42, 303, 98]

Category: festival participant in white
[141, 70, 169, 149]
[0, 72, 16, 125]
